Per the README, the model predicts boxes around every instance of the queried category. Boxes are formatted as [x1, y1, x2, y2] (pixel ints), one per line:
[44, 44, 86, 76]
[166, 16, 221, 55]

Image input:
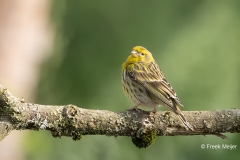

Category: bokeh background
[0, 0, 240, 160]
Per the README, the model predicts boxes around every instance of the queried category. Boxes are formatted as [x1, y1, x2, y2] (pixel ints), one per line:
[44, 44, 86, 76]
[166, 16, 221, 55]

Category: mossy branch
[0, 85, 240, 148]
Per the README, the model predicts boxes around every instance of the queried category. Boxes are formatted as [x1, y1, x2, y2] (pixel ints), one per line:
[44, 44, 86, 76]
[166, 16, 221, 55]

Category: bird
[121, 46, 193, 131]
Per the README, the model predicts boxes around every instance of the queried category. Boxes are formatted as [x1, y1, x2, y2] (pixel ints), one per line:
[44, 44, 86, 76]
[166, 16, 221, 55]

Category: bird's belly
[122, 75, 157, 107]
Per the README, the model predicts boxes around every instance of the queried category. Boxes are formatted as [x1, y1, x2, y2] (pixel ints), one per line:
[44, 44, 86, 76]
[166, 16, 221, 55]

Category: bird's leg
[127, 103, 141, 112]
[151, 106, 157, 113]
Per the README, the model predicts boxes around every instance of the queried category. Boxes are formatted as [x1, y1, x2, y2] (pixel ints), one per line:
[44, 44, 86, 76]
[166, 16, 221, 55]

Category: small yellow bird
[122, 46, 193, 131]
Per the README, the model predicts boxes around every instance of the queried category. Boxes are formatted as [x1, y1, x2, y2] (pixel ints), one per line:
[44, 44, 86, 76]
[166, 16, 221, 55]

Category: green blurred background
[26, 0, 240, 160]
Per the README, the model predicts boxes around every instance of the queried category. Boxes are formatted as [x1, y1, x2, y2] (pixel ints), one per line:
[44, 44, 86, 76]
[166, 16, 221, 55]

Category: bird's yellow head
[122, 46, 154, 70]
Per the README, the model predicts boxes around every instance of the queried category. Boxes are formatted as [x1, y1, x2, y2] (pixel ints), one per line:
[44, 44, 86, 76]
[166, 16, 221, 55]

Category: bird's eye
[141, 53, 144, 56]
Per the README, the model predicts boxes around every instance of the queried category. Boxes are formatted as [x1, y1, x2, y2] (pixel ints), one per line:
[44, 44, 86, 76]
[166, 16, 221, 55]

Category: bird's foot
[127, 104, 141, 113]
[150, 107, 157, 113]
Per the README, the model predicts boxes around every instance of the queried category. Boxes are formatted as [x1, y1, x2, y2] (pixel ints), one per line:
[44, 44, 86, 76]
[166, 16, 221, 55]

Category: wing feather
[127, 61, 183, 108]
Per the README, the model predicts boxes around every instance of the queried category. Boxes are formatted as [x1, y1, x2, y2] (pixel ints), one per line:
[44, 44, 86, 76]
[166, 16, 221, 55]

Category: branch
[0, 85, 239, 148]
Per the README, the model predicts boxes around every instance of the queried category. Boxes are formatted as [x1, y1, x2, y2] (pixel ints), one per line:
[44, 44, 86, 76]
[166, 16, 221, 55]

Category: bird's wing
[127, 61, 183, 108]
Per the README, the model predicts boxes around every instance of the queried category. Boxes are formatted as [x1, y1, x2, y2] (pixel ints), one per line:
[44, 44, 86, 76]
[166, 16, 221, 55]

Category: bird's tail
[173, 104, 194, 131]
[177, 113, 194, 131]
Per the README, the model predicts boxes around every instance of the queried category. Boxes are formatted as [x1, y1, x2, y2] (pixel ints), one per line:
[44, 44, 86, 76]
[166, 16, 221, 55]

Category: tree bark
[0, 85, 239, 148]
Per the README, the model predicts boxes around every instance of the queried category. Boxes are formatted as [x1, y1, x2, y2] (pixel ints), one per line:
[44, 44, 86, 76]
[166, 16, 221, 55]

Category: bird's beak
[131, 50, 137, 57]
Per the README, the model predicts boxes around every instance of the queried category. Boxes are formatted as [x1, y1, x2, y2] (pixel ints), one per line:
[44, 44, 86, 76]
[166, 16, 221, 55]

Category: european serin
[122, 46, 193, 131]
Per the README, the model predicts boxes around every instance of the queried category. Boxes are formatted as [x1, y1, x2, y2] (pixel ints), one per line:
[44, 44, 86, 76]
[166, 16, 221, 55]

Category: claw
[127, 104, 141, 113]
[151, 106, 157, 113]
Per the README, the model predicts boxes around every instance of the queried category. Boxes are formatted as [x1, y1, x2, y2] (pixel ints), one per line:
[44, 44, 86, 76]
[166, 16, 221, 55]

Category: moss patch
[131, 127, 156, 148]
